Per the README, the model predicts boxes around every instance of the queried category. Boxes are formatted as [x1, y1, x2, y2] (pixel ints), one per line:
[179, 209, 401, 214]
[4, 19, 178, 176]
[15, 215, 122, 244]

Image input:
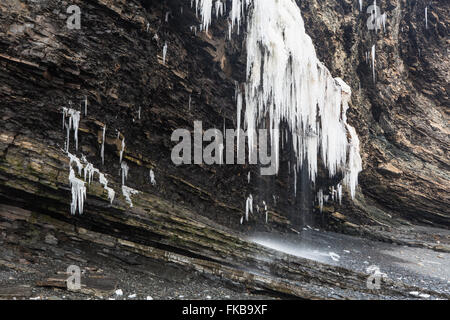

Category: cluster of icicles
[192, 0, 363, 207]
[62, 106, 156, 215]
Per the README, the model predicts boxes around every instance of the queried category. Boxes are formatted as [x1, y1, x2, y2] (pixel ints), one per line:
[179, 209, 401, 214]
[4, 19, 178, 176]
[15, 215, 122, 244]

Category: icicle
[245, 194, 253, 221]
[425, 7, 428, 29]
[242, 0, 362, 193]
[215, 0, 224, 18]
[337, 183, 343, 205]
[69, 167, 86, 215]
[381, 13, 386, 32]
[83, 162, 98, 185]
[62, 107, 67, 130]
[194, 0, 213, 31]
[294, 164, 297, 196]
[192, 0, 362, 202]
[343, 126, 362, 199]
[68, 152, 83, 176]
[119, 138, 125, 163]
[162, 42, 168, 65]
[359, 0, 363, 11]
[121, 161, 129, 185]
[263, 201, 268, 223]
[122, 185, 139, 208]
[371, 44, 376, 82]
[98, 172, 107, 188]
[149, 169, 156, 186]
[101, 125, 106, 165]
[318, 189, 324, 213]
[65, 124, 70, 153]
[63, 108, 81, 151]
[69, 110, 80, 151]
[98, 172, 115, 204]
[105, 186, 115, 204]
[67, 149, 116, 208]
[236, 90, 242, 154]
[84, 96, 88, 116]
[247, 171, 250, 183]
[138, 107, 141, 120]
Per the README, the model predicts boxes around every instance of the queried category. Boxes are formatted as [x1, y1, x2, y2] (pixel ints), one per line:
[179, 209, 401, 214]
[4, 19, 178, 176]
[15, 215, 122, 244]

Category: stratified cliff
[0, 0, 448, 299]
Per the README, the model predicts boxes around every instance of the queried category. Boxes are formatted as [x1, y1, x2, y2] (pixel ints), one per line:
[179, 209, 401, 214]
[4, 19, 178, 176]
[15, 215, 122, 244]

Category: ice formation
[162, 42, 168, 65]
[245, 194, 253, 221]
[67, 153, 116, 214]
[122, 185, 140, 208]
[84, 96, 88, 116]
[359, 0, 363, 11]
[194, 0, 213, 31]
[371, 44, 376, 82]
[63, 107, 81, 151]
[244, 0, 362, 197]
[194, 0, 363, 200]
[101, 125, 106, 165]
[425, 7, 428, 29]
[99, 172, 115, 204]
[121, 161, 129, 185]
[119, 137, 125, 163]
[149, 169, 156, 186]
[68, 152, 83, 176]
[83, 162, 98, 184]
[317, 189, 324, 213]
[215, 0, 224, 18]
[69, 167, 86, 215]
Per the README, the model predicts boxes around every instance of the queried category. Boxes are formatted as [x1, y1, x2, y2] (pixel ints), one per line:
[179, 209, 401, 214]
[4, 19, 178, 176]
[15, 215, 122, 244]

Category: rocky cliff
[0, 0, 448, 299]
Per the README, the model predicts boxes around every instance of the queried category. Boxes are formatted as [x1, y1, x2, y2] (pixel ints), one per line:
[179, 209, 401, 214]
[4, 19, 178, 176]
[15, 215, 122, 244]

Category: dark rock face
[0, 0, 448, 273]
[298, 0, 449, 227]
